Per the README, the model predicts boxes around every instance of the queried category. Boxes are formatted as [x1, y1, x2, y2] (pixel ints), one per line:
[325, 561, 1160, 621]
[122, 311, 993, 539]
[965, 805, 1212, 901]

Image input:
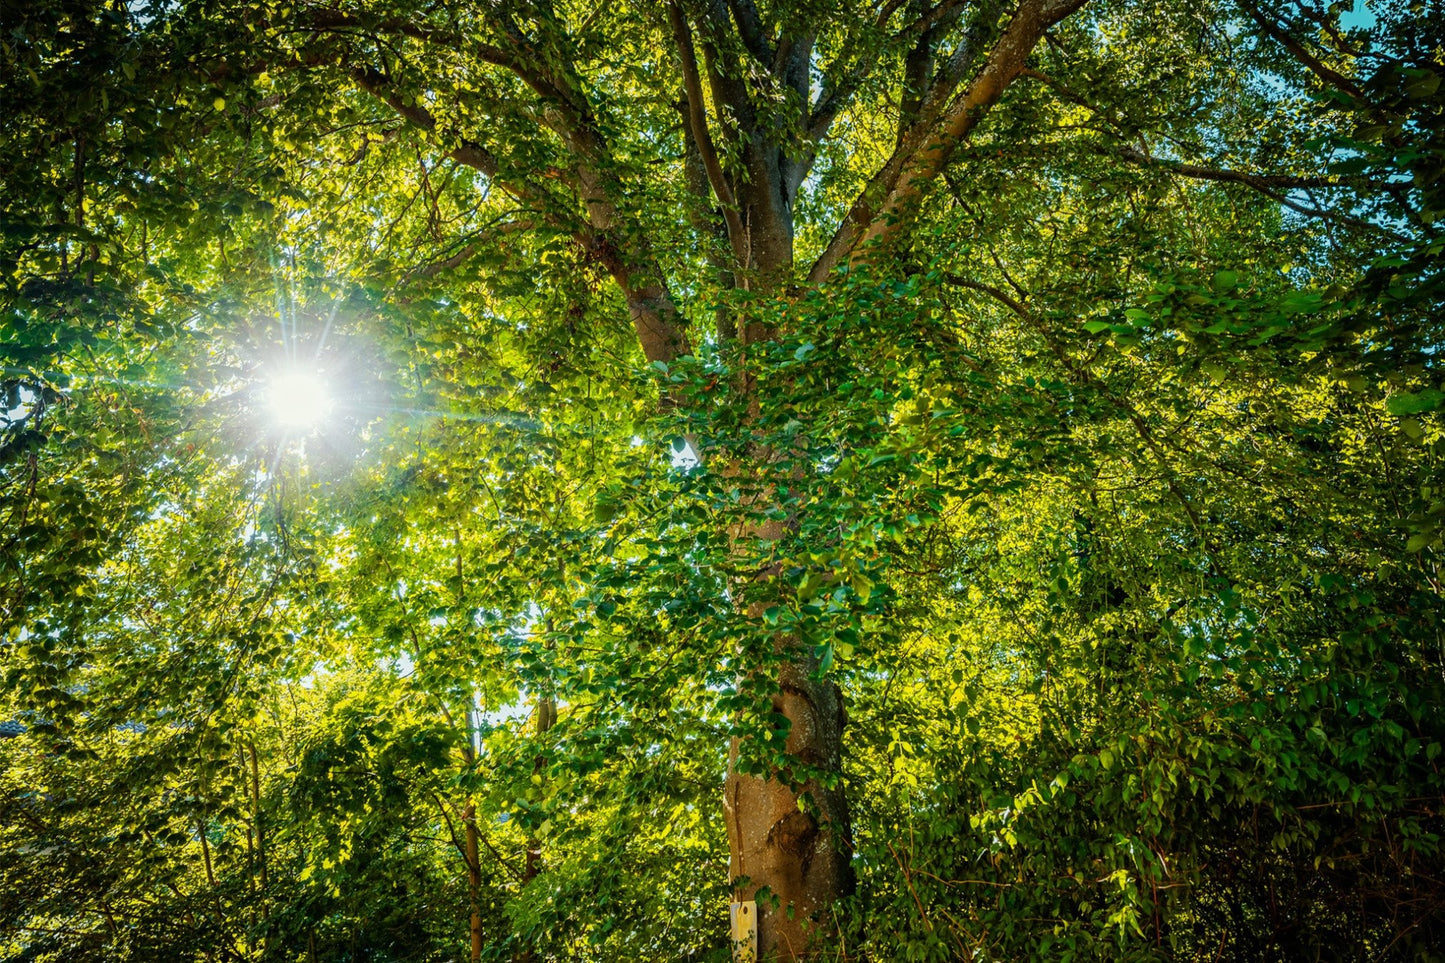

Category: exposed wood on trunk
[725, 643, 854, 960]
[716, 444, 854, 961]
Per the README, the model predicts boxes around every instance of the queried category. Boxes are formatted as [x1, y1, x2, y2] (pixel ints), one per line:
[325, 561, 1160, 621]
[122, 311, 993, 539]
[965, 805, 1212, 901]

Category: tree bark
[725, 645, 853, 960]
[524, 694, 556, 885]
[456, 696, 485, 963]
[718, 439, 855, 961]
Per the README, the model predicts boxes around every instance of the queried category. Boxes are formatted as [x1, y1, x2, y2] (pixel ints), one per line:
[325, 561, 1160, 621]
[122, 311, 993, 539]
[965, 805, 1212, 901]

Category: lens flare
[268, 368, 332, 430]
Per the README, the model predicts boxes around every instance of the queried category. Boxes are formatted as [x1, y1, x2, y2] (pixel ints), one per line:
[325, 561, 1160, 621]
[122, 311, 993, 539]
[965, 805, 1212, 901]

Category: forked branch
[809, 0, 1089, 282]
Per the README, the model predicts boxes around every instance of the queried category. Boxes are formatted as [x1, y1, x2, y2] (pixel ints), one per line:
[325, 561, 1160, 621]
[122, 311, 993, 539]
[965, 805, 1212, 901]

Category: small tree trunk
[458, 693, 486, 963]
[248, 741, 268, 896]
[525, 695, 556, 883]
[516, 693, 556, 963]
[464, 804, 483, 963]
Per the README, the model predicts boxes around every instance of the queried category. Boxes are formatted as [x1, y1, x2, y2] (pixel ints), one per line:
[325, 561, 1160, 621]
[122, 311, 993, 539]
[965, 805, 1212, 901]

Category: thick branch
[810, 0, 1086, 282]
[668, 3, 748, 264]
[694, 0, 759, 134]
[897, 0, 940, 148]
[727, 0, 772, 61]
[321, 8, 607, 165]
[352, 68, 509, 184]
[352, 67, 688, 363]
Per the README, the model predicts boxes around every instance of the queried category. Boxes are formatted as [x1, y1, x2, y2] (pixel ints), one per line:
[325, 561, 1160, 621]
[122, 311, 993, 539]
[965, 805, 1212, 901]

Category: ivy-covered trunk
[725, 644, 854, 960]
[717, 200, 858, 955]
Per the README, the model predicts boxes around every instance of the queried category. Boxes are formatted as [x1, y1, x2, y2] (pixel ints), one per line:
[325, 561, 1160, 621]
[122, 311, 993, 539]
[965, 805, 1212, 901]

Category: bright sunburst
[268, 368, 333, 430]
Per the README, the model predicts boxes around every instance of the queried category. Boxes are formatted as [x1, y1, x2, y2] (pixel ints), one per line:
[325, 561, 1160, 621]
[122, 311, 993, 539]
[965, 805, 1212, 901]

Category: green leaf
[1386, 389, 1445, 416]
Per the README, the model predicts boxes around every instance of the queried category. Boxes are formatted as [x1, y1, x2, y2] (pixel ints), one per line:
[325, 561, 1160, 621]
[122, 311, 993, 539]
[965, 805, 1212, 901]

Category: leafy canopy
[2, 0, 1443, 961]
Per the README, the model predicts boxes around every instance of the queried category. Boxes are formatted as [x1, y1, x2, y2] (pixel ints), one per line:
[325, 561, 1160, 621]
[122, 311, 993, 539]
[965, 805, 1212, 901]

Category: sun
[268, 367, 333, 430]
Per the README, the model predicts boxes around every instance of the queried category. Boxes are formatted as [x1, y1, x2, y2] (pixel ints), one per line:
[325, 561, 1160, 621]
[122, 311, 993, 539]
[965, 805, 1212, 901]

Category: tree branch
[1118, 146, 1409, 240]
[351, 68, 501, 179]
[410, 218, 538, 279]
[942, 271, 1222, 571]
[727, 0, 772, 62]
[1117, 145, 1369, 191]
[692, 0, 759, 136]
[1236, 0, 1365, 102]
[668, 2, 748, 265]
[352, 66, 688, 363]
[806, 0, 962, 143]
[810, 0, 1085, 282]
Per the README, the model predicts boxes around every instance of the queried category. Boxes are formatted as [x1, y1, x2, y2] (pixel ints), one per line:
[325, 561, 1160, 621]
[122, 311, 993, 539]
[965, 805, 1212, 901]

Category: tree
[2, 0, 1442, 961]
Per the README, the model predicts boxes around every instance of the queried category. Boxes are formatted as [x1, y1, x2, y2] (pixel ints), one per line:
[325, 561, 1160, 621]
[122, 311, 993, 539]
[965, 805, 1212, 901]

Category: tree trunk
[525, 694, 556, 884]
[248, 741, 268, 894]
[464, 804, 483, 963]
[721, 443, 855, 960]
[725, 644, 853, 960]
[516, 692, 556, 963]
[458, 695, 485, 963]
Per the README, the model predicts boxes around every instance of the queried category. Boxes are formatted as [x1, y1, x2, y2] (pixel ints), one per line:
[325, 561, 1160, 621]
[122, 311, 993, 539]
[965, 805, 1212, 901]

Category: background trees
[2, 0, 1443, 960]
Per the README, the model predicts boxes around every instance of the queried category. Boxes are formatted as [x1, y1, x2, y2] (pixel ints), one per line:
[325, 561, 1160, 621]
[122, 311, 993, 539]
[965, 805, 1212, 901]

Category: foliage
[2, 0, 1443, 961]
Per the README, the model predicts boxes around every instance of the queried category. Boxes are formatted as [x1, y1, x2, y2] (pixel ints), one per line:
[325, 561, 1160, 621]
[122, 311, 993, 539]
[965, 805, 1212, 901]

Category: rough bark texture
[719, 462, 856, 961]
[725, 647, 854, 960]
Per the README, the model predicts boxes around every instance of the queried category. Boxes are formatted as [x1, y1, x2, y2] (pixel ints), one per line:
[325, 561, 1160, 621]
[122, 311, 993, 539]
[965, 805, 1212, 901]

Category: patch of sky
[671, 437, 700, 470]
[299, 660, 330, 689]
[1342, 2, 1377, 32]
[1, 383, 37, 426]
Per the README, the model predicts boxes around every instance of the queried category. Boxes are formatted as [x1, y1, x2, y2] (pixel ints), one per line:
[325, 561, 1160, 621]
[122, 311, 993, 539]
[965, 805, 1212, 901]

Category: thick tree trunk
[708, 146, 858, 953]
[721, 438, 854, 960]
[725, 645, 854, 961]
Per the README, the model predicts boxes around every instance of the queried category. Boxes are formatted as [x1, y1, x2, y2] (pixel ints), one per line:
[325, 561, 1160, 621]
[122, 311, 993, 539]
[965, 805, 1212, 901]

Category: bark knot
[767, 809, 819, 859]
